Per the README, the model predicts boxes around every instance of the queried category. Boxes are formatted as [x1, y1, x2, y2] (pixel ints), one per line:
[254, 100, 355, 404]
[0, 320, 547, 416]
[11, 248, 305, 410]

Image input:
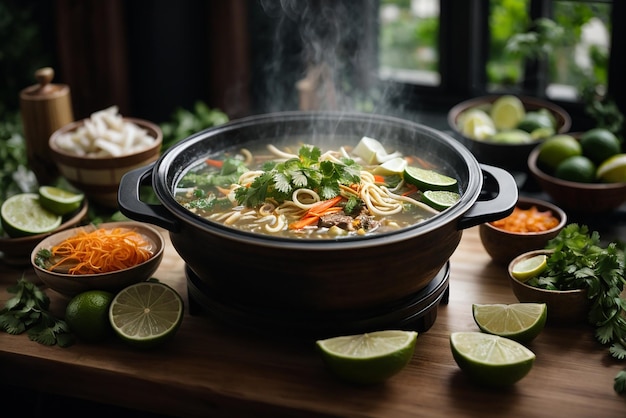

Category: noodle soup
[174, 136, 460, 239]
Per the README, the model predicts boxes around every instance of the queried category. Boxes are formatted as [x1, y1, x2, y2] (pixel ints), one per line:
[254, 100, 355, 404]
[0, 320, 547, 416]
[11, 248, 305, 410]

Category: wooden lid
[20, 67, 70, 100]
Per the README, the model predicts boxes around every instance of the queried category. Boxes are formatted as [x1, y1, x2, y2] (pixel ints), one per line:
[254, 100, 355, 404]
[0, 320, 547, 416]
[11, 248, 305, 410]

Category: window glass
[549, 1, 611, 100]
[487, 0, 612, 101]
[378, 0, 441, 86]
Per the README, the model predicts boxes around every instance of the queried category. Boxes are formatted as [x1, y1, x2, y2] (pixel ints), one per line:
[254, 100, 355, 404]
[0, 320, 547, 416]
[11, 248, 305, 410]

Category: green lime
[536, 135, 582, 170]
[554, 155, 596, 183]
[404, 166, 458, 191]
[472, 303, 547, 343]
[316, 330, 417, 385]
[109, 281, 184, 349]
[421, 190, 461, 210]
[458, 109, 496, 140]
[65, 290, 115, 342]
[516, 110, 555, 133]
[39, 186, 84, 216]
[450, 332, 536, 387]
[490, 95, 526, 130]
[511, 254, 548, 282]
[490, 129, 533, 144]
[1, 193, 62, 237]
[579, 128, 621, 165]
[596, 153, 626, 183]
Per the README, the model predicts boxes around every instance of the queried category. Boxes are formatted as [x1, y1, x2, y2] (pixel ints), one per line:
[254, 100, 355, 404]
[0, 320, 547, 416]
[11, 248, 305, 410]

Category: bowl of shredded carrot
[479, 196, 567, 265]
[30, 221, 164, 297]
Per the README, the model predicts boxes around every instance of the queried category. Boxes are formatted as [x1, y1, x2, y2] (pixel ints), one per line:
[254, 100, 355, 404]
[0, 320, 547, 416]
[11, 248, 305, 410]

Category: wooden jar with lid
[20, 67, 74, 184]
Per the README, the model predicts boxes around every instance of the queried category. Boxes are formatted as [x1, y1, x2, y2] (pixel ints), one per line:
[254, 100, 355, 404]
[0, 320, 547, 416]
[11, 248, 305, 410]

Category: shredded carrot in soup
[48, 227, 153, 275]
[489, 206, 559, 233]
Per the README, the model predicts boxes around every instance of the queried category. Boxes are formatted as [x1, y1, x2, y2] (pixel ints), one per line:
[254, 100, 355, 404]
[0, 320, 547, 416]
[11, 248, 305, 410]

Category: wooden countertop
[0, 226, 624, 417]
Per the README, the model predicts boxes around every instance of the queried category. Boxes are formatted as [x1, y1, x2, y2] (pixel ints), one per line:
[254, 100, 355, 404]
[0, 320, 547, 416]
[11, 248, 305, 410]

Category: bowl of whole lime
[448, 94, 571, 172]
[528, 128, 626, 212]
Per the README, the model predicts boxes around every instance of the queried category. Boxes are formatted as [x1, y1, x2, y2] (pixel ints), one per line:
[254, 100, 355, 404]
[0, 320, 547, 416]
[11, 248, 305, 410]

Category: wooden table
[1, 226, 624, 417]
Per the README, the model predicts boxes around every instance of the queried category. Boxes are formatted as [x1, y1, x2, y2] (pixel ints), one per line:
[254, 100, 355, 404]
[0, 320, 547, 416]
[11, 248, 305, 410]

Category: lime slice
[404, 167, 458, 192]
[596, 153, 626, 183]
[450, 331, 536, 387]
[39, 186, 85, 216]
[109, 281, 184, 349]
[421, 190, 461, 211]
[316, 330, 418, 384]
[472, 303, 547, 343]
[490, 95, 526, 130]
[458, 109, 496, 140]
[1, 193, 62, 237]
[511, 254, 548, 282]
[490, 129, 533, 144]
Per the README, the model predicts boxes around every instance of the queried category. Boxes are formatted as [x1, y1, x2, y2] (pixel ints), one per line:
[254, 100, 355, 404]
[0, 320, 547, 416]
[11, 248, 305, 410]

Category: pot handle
[457, 164, 518, 230]
[118, 163, 181, 232]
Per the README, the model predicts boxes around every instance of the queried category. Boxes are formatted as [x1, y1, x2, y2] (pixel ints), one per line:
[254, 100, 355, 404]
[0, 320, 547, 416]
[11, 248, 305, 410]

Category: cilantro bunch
[234, 145, 362, 207]
[0, 278, 74, 347]
[530, 224, 626, 393]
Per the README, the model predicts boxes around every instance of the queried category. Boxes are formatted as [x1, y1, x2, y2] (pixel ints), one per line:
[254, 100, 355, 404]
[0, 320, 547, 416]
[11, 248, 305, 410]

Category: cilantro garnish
[235, 145, 362, 207]
[530, 224, 626, 393]
[0, 277, 74, 347]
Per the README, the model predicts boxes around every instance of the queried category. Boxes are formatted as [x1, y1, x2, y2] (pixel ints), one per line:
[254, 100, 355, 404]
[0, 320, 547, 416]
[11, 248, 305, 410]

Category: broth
[174, 137, 460, 239]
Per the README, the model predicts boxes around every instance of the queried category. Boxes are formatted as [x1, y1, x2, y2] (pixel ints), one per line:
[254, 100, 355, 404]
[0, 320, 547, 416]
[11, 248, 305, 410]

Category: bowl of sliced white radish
[49, 106, 162, 208]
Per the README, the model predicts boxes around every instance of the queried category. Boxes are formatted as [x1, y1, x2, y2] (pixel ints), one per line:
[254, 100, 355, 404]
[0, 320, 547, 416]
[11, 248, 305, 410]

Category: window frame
[379, 0, 624, 132]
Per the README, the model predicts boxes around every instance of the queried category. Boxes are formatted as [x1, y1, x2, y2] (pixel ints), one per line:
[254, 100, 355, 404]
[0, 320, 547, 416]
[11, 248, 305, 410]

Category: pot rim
[138, 111, 491, 250]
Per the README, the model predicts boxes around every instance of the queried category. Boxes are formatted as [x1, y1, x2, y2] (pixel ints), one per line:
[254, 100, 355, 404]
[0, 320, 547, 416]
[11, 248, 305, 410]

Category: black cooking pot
[119, 111, 517, 312]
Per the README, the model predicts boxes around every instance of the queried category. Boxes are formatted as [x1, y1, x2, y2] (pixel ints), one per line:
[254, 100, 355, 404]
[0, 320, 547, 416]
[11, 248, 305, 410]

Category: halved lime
[511, 254, 548, 282]
[109, 281, 184, 349]
[596, 153, 626, 183]
[421, 190, 461, 211]
[1, 193, 62, 237]
[472, 303, 547, 343]
[458, 109, 496, 140]
[450, 331, 536, 387]
[490, 95, 526, 130]
[404, 166, 458, 191]
[39, 186, 85, 216]
[316, 330, 418, 384]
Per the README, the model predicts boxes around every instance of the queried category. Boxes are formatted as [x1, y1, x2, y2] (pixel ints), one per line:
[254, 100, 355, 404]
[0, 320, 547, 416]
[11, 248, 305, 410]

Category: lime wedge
[511, 254, 548, 282]
[109, 281, 184, 349]
[596, 153, 626, 183]
[39, 186, 85, 216]
[1, 193, 62, 237]
[316, 330, 418, 384]
[490, 95, 526, 130]
[450, 331, 536, 387]
[472, 303, 547, 343]
[373, 157, 408, 176]
[404, 166, 458, 191]
[421, 190, 461, 211]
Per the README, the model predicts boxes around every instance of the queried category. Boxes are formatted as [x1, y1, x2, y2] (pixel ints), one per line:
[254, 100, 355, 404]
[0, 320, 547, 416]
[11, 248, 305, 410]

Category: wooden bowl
[49, 117, 162, 208]
[508, 250, 589, 323]
[30, 221, 164, 297]
[0, 199, 88, 266]
[479, 196, 566, 265]
[448, 95, 571, 172]
[528, 145, 626, 213]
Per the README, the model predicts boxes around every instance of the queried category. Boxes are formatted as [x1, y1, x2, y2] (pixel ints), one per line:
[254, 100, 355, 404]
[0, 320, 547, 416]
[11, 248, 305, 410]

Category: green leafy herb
[0, 277, 74, 347]
[235, 145, 361, 207]
[529, 224, 626, 393]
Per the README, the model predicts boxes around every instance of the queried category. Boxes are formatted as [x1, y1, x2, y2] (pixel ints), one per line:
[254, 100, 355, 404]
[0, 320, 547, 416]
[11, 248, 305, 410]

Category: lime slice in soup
[421, 190, 461, 211]
[404, 167, 458, 191]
